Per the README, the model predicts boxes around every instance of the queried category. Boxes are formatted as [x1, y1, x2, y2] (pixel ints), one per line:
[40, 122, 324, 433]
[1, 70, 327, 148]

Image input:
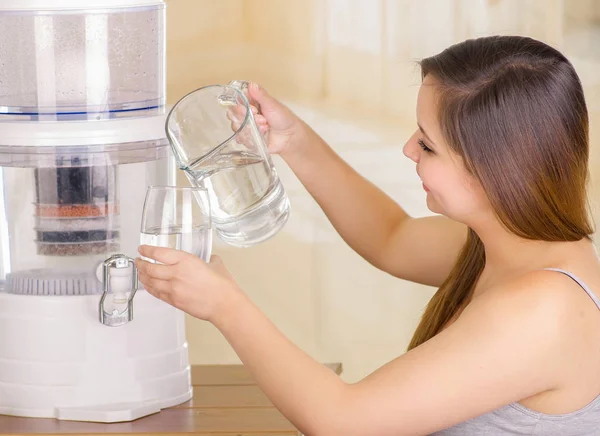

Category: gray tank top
[431, 268, 600, 436]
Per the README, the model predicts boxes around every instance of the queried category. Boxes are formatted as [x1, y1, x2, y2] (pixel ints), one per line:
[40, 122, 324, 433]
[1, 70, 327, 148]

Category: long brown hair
[408, 36, 594, 350]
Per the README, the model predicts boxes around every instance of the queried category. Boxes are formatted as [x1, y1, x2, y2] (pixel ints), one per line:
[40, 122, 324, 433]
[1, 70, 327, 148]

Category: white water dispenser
[0, 0, 194, 423]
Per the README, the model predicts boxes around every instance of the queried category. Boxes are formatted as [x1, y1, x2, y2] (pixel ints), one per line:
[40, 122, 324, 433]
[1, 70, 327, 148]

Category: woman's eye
[418, 139, 433, 154]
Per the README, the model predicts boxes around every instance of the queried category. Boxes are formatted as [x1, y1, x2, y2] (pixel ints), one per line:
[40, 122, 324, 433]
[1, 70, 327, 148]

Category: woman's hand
[135, 245, 243, 323]
[227, 82, 308, 158]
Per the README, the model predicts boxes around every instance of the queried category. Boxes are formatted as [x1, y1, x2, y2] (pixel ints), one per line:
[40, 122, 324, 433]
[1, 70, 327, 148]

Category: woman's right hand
[228, 82, 307, 158]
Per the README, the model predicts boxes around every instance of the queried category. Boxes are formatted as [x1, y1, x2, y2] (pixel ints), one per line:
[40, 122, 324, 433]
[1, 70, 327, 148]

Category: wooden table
[0, 363, 342, 436]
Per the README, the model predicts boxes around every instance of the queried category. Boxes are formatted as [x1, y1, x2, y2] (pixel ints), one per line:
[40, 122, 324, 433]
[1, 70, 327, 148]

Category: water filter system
[0, 0, 194, 422]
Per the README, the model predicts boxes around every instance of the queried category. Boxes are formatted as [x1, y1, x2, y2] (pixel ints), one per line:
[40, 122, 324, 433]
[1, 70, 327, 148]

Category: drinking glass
[140, 186, 212, 263]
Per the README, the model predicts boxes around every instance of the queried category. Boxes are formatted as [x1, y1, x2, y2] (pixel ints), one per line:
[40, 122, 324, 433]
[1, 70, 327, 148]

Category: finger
[230, 120, 242, 132]
[231, 103, 249, 118]
[139, 275, 161, 299]
[138, 245, 185, 265]
[255, 115, 268, 125]
[226, 108, 243, 124]
[234, 131, 252, 145]
[148, 286, 173, 306]
[135, 258, 175, 280]
[157, 291, 173, 306]
[138, 275, 174, 306]
[143, 283, 160, 300]
[247, 82, 281, 115]
[227, 110, 244, 133]
[138, 273, 172, 294]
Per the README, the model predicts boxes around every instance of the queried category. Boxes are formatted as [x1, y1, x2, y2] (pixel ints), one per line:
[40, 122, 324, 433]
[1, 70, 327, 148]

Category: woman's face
[403, 76, 489, 224]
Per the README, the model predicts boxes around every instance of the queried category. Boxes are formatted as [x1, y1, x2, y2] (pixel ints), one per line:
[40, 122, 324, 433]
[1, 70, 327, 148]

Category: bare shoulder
[474, 270, 582, 310]
[464, 269, 591, 339]
[438, 269, 588, 392]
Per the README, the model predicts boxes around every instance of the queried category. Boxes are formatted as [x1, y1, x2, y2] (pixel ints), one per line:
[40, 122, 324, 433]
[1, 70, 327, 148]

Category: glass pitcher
[165, 80, 290, 248]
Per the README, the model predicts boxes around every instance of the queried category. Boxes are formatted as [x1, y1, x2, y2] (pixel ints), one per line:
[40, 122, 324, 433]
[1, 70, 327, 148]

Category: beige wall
[165, 0, 325, 103]
[243, 0, 326, 101]
[165, 0, 597, 119]
[166, 0, 600, 382]
[166, 0, 247, 102]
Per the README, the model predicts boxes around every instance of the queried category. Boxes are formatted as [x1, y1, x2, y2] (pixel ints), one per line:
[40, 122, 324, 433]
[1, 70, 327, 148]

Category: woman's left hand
[135, 245, 242, 322]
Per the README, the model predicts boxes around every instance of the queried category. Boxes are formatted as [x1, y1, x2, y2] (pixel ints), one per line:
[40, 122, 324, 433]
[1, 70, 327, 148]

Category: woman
[136, 36, 600, 435]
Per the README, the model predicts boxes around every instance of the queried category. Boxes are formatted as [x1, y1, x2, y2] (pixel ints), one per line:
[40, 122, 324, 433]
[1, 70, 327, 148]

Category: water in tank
[0, 1, 165, 121]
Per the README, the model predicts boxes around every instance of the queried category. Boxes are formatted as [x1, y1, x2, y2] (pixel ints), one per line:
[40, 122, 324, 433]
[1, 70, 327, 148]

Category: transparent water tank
[0, 1, 165, 121]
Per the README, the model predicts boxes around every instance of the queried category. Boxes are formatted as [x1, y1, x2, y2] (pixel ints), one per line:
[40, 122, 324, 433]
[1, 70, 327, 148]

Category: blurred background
[166, 0, 600, 382]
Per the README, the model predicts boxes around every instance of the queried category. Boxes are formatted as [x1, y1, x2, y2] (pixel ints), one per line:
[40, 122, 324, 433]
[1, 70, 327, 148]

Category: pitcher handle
[228, 80, 262, 114]
[227, 80, 270, 154]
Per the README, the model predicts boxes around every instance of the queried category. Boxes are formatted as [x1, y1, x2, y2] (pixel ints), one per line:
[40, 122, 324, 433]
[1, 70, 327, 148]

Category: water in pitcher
[185, 150, 290, 247]
[140, 224, 212, 262]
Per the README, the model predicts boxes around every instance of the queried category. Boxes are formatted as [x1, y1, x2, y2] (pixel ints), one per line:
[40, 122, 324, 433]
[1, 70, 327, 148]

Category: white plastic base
[0, 290, 193, 422]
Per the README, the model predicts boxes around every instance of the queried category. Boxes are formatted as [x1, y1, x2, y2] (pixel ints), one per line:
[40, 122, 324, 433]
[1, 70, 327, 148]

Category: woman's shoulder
[464, 268, 596, 335]
[475, 269, 574, 312]
[468, 266, 600, 345]
[482, 268, 592, 310]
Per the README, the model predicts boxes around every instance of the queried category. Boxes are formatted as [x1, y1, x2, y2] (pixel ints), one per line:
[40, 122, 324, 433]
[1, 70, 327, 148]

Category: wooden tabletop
[0, 363, 342, 436]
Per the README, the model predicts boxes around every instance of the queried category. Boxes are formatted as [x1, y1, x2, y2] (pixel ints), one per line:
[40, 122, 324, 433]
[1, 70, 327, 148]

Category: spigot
[98, 254, 138, 327]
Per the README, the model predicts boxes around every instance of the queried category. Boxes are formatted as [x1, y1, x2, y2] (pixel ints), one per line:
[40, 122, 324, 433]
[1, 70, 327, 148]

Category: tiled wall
[166, 0, 600, 382]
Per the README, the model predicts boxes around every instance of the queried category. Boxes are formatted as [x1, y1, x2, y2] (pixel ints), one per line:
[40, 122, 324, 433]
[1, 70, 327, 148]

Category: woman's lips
[417, 171, 429, 192]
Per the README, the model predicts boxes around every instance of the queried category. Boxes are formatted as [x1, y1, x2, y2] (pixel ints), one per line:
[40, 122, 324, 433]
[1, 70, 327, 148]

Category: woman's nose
[403, 133, 420, 163]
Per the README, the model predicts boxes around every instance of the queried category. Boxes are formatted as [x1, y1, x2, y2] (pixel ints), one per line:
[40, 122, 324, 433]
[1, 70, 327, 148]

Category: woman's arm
[137, 247, 572, 436]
